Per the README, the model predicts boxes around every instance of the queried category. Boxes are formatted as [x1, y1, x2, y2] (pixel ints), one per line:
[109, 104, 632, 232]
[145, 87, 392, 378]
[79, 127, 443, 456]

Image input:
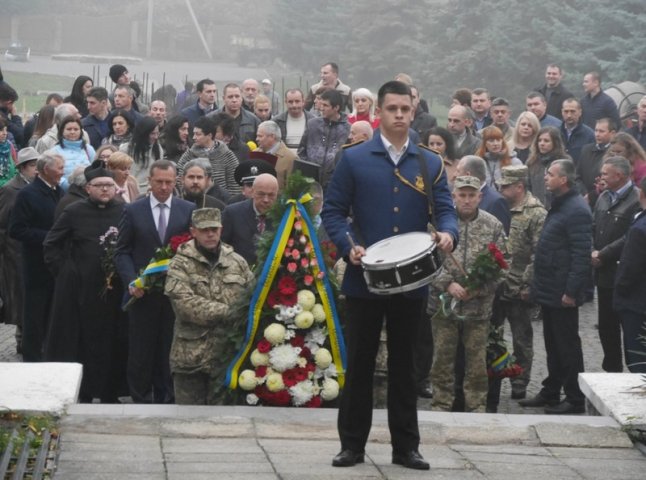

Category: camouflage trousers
[173, 371, 228, 405]
[499, 299, 534, 392]
[431, 314, 488, 412]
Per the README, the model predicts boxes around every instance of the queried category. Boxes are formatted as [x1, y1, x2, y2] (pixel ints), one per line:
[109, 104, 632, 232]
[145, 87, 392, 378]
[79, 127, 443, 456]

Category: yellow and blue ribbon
[225, 194, 346, 389]
[129, 259, 171, 289]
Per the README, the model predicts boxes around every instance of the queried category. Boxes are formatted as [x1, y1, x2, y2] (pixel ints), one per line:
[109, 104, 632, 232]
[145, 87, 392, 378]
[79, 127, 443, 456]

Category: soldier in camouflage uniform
[430, 176, 508, 412]
[165, 208, 254, 405]
[497, 165, 547, 399]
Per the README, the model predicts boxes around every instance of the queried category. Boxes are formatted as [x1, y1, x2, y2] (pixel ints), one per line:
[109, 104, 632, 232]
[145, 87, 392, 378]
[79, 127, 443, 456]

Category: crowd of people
[1, 60, 646, 470]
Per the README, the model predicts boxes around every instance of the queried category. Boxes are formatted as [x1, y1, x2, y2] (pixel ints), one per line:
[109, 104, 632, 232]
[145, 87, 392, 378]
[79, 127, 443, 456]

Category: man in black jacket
[521, 159, 591, 414]
[9, 151, 65, 361]
[591, 157, 640, 372]
[536, 64, 574, 121]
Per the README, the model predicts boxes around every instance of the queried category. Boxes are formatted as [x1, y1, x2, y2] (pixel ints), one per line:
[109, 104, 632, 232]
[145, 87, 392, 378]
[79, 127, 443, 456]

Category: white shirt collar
[380, 134, 409, 165]
[150, 194, 172, 210]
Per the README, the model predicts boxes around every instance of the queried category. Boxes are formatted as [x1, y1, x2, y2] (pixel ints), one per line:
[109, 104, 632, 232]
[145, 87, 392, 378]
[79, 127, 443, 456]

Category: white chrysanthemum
[323, 363, 339, 378]
[285, 306, 297, 318]
[284, 328, 296, 339]
[293, 304, 303, 314]
[314, 348, 332, 369]
[321, 378, 340, 401]
[266, 372, 285, 392]
[246, 393, 259, 405]
[289, 380, 315, 406]
[305, 327, 327, 346]
[297, 290, 316, 311]
[311, 304, 326, 323]
[294, 311, 314, 329]
[264, 323, 286, 345]
[250, 349, 269, 367]
[238, 369, 258, 391]
[268, 344, 301, 372]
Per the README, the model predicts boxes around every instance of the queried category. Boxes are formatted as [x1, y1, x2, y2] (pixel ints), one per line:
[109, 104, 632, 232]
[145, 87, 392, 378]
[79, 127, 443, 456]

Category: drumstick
[428, 224, 468, 277]
[345, 232, 358, 250]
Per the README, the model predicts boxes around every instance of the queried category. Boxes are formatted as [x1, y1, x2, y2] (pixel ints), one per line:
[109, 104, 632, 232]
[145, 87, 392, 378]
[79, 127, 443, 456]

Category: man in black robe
[43, 162, 127, 402]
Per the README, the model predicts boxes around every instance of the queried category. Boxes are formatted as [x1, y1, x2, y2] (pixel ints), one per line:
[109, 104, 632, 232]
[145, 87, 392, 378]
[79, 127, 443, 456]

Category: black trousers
[597, 286, 623, 372]
[21, 284, 54, 362]
[338, 295, 424, 454]
[539, 305, 585, 405]
[619, 309, 646, 373]
[127, 292, 175, 403]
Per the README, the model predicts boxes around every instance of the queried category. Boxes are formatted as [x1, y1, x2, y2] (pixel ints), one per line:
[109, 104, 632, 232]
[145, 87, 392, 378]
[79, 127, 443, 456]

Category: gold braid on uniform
[418, 144, 446, 185]
[394, 168, 426, 195]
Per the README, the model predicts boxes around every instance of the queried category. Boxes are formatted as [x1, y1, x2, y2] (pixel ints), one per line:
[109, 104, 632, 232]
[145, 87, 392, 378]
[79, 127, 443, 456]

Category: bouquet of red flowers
[462, 242, 508, 293]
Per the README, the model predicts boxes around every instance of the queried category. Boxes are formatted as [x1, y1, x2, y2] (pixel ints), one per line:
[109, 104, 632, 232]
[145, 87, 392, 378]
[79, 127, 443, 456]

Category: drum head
[362, 232, 434, 267]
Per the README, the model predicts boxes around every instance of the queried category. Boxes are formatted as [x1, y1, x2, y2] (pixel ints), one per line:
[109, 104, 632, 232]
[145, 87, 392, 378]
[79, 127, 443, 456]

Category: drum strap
[416, 154, 436, 227]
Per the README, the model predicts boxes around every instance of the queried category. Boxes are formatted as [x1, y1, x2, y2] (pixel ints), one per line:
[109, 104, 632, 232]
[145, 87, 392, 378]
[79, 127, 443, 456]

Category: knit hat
[109, 64, 128, 84]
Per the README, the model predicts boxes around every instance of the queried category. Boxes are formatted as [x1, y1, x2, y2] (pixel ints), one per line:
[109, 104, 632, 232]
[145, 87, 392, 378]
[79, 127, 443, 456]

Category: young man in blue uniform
[322, 81, 458, 470]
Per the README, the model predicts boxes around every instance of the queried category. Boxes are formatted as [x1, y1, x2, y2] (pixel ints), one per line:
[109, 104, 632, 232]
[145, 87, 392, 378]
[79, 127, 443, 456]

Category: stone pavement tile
[548, 446, 646, 460]
[258, 438, 341, 453]
[53, 460, 165, 474]
[162, 437, 261, 453]
[458, 450, 563, 466]
[440, 424, 536, 445]
[534, 423, 633, 447]
[367, 445, 468, 470]
[164, 452, 268, 463]
[166, 461, 275, 473]
[469, 462, 582, 479]
[60, 415, 161, 435]
[161, 418, 254, 437]
[279, 476, 381, 480]
[58, 449, 163, 462]
[54, 474, 166, 480]
[60, 432, 160, 447]
[254, 419, 339, 440]
[556, 457, 646, 480]
[273, 462, 381, 477]
[378, 465, 483, 479]
[167, 474, 278, 480]
[451, 444, 552, 456]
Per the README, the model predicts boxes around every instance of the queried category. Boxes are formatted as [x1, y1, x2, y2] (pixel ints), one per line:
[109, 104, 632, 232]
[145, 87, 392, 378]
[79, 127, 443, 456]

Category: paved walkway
[54, 405, 643, 480]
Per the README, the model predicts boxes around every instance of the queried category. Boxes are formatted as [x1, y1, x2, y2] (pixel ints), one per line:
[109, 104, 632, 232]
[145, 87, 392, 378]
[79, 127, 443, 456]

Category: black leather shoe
[544, 401, 585, 415]
[392, 450, 430, 470]
[417, 385, 434, 399]
[511, 389, 526, 400]
[518, 393, 559, 407]
[332, 449, 364, 467]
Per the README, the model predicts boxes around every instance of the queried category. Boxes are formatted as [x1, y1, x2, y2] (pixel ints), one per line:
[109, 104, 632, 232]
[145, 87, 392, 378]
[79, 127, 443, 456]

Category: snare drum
[361, 232, 437, 295]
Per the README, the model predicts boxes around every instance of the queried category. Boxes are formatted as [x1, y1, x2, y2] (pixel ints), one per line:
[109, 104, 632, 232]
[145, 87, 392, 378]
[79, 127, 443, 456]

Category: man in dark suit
[9, 151, 65, 361]
[115, 160, 195, 403]
[221, 173, 278, 267]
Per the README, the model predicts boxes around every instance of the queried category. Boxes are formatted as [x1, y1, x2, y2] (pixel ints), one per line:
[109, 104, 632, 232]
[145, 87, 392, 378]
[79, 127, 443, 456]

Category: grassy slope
[2, 71, 74, 116]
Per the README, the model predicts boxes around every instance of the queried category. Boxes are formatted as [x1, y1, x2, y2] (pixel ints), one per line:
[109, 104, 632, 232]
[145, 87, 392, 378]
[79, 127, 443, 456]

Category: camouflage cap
[191, 208, 222, 229]
[498, 165, 529, 186]
[454, 175, 481, 190]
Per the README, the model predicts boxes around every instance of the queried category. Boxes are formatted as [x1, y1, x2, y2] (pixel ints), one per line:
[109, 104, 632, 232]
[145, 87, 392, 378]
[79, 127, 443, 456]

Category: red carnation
[273, 390, 292, 406]
[278, 276, 298, 295]
[257, 338, 272, 353]
[255, 365, 267, 377]
[488, 242, 498, 254]
[293, 367, 308, 382]
[300, 346, 312, 359]
[280, 292, 298, 306]
[282, 369, 299, 387]
[267, 290, 281, 308]
[290, 335, 305, 348]
[494, 251, 508, 269]
[305, 396, 322, 408]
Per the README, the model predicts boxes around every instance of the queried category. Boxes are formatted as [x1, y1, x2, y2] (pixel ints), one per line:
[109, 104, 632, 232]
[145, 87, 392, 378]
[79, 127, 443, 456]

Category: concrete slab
[557, 457, 646, 480]
[534, 423, 633, 448]
[579, 372, 646, 426]
[167, 475, 278, 480]
[0, 362, 81, 413]
[547, 446, 646, 460]
[471, 462, 582, 479]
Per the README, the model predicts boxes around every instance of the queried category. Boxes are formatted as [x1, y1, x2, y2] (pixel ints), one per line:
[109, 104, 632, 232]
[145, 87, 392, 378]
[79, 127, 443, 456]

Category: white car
[4, 43, 30, 62]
